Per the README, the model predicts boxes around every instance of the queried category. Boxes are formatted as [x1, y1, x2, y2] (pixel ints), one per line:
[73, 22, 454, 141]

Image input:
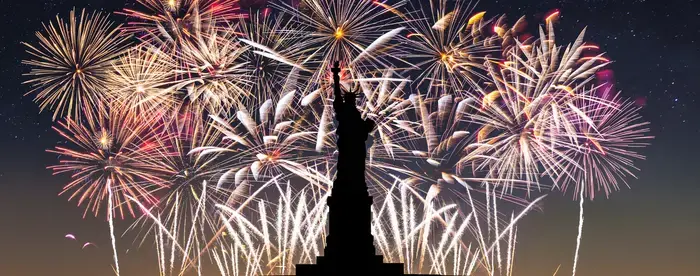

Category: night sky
[0, 0, 698, 275]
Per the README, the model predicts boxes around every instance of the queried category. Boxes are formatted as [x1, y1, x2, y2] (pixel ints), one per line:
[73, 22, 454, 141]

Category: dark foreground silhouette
[295, 62, 405, 275]
[296, 63, 403, 275]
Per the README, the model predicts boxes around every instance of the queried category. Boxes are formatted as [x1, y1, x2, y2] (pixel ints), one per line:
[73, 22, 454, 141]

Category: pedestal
[294, 193, 404, 275]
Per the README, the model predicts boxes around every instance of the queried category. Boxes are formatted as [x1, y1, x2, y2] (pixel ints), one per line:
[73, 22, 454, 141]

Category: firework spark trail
[125, 117, 227, 276]
[371, 177, 542, 275]
[183, 176, 284, 274]
[206, 178, 533, 275]
[572, 186, 584, 276]
[126, 195, 198, 273]
[107, 180, 121, 276]
[127, 115, 226, 242]
[140, 169, 531, 275]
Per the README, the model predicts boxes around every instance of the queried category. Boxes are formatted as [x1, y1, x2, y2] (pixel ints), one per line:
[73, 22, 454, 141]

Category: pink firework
[48, 110, 171, 218]
[555, 92, 653, 200]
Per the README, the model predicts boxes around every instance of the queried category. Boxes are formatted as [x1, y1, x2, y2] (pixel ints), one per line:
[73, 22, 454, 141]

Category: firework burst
[401, 0, 500, 96]
[22, 9, 130, 121]
[131, 116, 229, 234]
[273, 0, 409, 83]
[464, 22, 612, 193]
[192, 90, 332, 194]
[393, 93, 534, 217]
[48, 110, 169, 218]
[555, 92, 652, 200]
[174, 22, 253, 115]
[106, 46, 179, 116]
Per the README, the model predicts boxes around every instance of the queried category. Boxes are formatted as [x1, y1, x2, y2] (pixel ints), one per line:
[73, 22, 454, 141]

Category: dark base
[296, 255, 404, 275]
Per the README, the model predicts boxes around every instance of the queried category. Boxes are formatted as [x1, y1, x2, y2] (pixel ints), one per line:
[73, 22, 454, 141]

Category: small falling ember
[168, 0, 176, 8]
[76, 68, 82, 74]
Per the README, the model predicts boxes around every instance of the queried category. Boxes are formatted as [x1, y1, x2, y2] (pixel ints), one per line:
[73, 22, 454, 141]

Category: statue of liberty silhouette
[295, 62, 404, 275]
